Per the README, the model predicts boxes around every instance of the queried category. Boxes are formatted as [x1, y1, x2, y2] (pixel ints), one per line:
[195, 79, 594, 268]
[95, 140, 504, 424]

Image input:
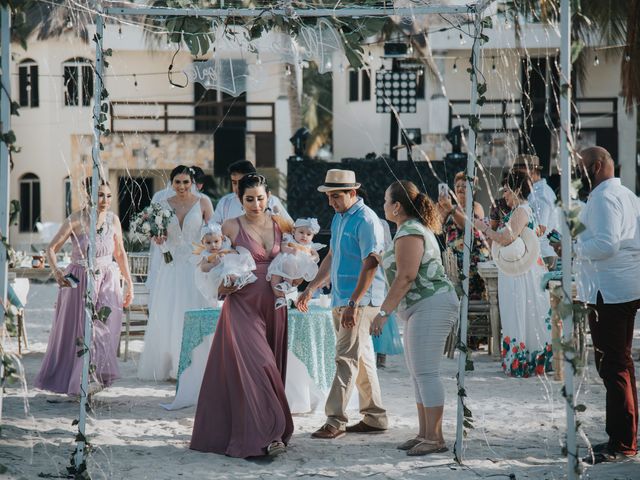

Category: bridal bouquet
[130, 203, 174, 263]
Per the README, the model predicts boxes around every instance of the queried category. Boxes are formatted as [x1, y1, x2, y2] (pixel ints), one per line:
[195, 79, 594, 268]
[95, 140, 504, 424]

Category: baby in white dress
[193, 223, 257, 305]
[267, 217, 325, 309]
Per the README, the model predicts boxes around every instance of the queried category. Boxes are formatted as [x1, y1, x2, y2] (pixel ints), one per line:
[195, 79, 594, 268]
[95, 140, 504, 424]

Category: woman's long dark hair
[503, 170, 531, 199]
[388, 180, 441, 233]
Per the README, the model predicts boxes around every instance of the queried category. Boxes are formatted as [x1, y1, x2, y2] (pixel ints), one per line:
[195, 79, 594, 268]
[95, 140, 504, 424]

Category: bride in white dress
[138, 166, 213, 381]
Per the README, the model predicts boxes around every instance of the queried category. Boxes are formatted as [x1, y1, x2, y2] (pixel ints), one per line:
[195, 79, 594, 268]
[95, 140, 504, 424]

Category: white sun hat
[491, 227, 540, 276]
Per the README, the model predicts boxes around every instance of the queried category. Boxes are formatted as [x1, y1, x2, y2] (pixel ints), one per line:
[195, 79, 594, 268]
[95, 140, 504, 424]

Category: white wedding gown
[137, 199, 208, 382]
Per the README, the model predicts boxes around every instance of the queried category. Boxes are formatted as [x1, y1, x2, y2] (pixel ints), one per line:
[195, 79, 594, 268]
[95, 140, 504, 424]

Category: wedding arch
[0, 1, 580, 478]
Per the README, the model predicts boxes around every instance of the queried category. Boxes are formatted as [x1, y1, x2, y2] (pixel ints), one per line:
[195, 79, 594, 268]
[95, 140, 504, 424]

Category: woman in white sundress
[138, 165, 213, 382]
[475, 170, 552, 378]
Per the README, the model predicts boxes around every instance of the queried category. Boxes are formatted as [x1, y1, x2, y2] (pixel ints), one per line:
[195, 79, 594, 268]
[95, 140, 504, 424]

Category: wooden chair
[120, 252, 150, 361]
[7, 277, 30, 355]
[442, 248, 493, 358]
[442, 248, 459, 358]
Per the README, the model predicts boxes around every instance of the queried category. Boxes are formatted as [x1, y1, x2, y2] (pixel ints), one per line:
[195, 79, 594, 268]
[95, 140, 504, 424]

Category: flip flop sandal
[407, 439, 448, 456]
[397, 437, 425, 451]
[583, 450, 628, 465]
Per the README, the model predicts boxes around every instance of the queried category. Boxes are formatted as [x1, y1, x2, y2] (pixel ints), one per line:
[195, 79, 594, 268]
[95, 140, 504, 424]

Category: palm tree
[508, 0, 639, 110]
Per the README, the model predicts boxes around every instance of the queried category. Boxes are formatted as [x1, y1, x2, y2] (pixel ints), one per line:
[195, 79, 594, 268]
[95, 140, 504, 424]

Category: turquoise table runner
[179, 306, 336, 391]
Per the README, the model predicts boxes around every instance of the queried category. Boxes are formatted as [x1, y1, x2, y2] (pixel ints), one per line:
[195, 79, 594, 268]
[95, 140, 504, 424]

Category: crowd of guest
[28, 146, 639, 466]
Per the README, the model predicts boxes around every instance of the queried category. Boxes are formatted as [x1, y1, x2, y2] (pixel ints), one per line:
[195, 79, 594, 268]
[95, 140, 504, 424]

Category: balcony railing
[449, 97, 618, 132]
[109, 100, 275, 134]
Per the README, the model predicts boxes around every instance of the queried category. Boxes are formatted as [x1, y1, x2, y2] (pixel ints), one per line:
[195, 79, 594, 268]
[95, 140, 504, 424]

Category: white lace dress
[266, 234, 324, 283]
[194, 246, 257, 305]
[137, 199, 208, 381]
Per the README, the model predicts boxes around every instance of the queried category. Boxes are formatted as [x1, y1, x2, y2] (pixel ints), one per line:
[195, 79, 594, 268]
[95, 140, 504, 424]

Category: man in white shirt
[513, 154, 557, 269]
[574, 146, 640, 463]
[212, 160, 292, 224]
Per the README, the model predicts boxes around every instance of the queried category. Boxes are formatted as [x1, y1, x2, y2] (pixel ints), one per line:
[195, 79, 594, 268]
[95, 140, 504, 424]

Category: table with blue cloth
[178, 305, 336, 410]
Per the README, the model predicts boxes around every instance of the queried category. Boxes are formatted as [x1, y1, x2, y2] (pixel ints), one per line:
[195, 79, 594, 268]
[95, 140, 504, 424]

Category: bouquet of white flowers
[130, 203, 174, 263]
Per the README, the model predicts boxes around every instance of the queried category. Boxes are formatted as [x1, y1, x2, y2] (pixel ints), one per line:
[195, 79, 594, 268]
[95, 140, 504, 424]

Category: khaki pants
[325, 306, 388, 430]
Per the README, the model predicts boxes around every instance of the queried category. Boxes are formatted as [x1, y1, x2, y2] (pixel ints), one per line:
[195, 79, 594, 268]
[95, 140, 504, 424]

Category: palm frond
[621, 0, 640, 110]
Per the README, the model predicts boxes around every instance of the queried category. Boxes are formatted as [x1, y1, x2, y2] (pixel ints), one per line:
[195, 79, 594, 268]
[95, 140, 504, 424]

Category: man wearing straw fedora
[298, 169, 388, 439]
[512, 154, 558, 270]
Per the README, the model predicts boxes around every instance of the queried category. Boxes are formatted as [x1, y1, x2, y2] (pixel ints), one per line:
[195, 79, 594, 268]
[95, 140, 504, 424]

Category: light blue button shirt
[528, 178, 557, 258]
[575, 178, 640, 304]
[329, 198, 386, 307]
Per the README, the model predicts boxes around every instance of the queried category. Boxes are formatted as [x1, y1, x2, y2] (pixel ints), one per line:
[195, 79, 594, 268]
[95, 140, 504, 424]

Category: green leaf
[10, 101, 20, 116]
[468, 115, 481, 133]
[96, 306, 112, 323]
[465, 357, 475, 371]
[477, 83, 487, 96]
[9, 200, 20, 225]
[481, 17, 493, 29]
[575, 404, 587, 412]
[3, 130, 16, 144]
[571, 40, 585, 64]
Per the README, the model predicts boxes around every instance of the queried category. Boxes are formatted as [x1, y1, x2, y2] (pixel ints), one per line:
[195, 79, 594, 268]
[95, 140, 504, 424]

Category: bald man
[574, 146, 640, 464]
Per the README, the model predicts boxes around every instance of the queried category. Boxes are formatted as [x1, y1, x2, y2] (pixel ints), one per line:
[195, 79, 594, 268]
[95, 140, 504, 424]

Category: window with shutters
[348, 68, 372, 102]
[19, 173, 41, 232]
[63, 58, 93, 106]
[18, 59, 39, 108]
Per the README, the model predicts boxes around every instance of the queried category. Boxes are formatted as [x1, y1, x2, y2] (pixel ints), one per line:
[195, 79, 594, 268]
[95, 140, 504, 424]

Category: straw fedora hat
[317, 169, 361, 192]
[491, 227, 540, 276]
[512, 154, 542, 171]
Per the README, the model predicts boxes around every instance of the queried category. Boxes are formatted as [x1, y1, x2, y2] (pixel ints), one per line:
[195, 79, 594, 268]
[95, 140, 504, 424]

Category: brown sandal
[406, 439, 448, 456]
[397, 436, 424, 451]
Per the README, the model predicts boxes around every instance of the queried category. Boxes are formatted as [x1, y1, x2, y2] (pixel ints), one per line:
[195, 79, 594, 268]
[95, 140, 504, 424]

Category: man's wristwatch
[347, 299, 356, 308]
[379, 309, 390, 317]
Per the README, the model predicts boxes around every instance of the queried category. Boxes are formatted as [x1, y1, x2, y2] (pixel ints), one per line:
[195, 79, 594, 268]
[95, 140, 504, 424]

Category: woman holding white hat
[474, 170, 552, 378]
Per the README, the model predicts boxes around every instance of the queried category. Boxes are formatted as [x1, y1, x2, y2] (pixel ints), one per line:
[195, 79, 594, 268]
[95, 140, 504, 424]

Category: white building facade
[9, 23, 294, 247]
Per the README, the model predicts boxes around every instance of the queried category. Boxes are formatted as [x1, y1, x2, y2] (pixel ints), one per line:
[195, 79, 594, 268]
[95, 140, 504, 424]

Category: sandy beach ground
[1, 283, 639, 479]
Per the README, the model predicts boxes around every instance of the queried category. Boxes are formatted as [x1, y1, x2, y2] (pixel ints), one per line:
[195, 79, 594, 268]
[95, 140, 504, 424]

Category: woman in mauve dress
[35, 180, 133, 395]
[190, 173, 293, 458]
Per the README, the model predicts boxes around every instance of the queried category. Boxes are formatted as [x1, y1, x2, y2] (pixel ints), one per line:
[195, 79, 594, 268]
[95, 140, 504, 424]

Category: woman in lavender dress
[190, 174, 294, 458]
[35, 181, 133, 395]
